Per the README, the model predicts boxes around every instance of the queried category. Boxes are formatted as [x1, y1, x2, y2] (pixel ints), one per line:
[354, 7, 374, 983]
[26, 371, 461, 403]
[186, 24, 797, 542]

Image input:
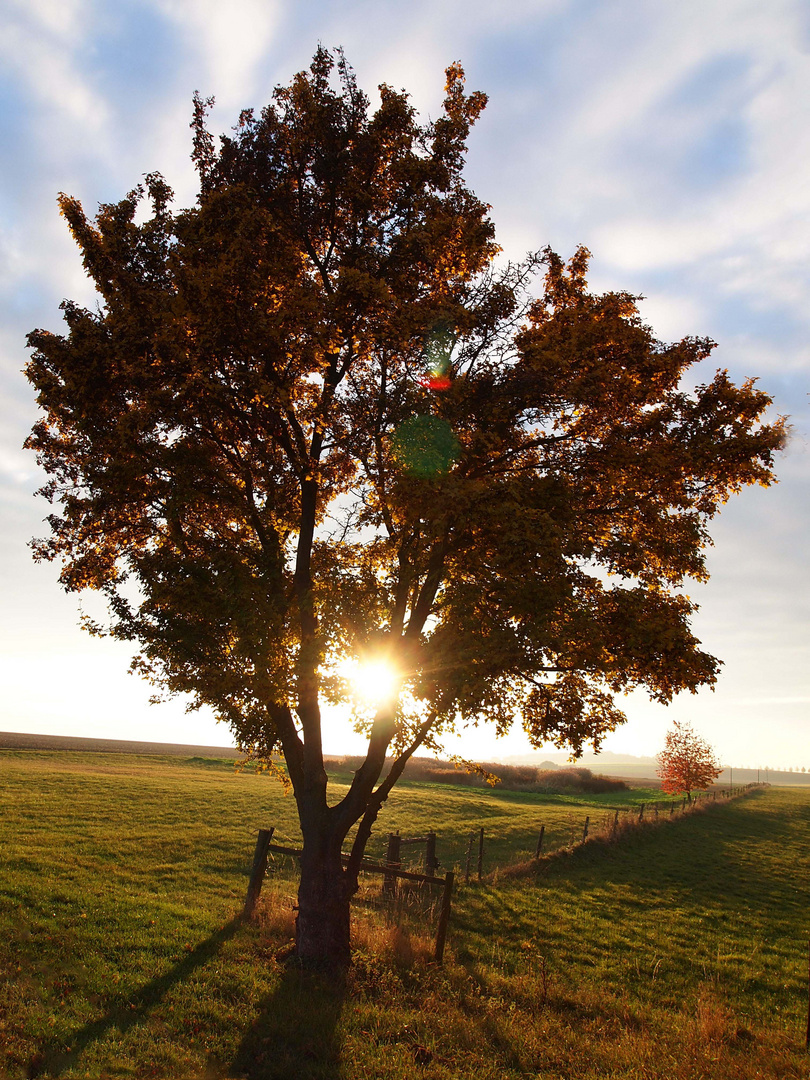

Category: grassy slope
[1, 751, 808, 1079]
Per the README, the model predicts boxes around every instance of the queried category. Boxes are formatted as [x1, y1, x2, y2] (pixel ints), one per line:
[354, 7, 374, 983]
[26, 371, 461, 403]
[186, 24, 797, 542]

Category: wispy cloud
[1, 0, 110, 136]
[1, 0, 807, 763]
[150, 0, 282, 109]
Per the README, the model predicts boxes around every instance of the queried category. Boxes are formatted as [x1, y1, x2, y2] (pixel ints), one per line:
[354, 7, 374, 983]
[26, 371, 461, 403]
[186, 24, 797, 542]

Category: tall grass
[1, 750, 808, 1078]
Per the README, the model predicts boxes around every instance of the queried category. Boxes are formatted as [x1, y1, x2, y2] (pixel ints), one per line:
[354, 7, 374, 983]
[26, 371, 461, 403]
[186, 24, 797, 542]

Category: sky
[1, 0, 808, 769]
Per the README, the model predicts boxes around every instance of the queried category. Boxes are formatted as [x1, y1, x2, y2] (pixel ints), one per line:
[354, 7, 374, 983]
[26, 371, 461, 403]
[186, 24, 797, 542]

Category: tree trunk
[295, 841, 355, 969]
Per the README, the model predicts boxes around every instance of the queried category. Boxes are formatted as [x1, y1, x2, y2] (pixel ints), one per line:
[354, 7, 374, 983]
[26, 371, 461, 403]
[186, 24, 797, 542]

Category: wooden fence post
[535, 825, 545, 857]
[477, 827, 484, 881]
[425, 831, 439, 874]
[582, 816, 590, 841]
[465, 832, 475, 883]
[612, 809, 620, 834]
[638, 803, 645, 822]
[243, 827, 274, 919]
[434, 871, 455, 964]
[383, 831, 401, 897]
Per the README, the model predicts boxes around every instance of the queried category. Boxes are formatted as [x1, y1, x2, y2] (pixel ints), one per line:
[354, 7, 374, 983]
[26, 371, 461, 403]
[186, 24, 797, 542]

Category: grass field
[1, 750, 808, 1078]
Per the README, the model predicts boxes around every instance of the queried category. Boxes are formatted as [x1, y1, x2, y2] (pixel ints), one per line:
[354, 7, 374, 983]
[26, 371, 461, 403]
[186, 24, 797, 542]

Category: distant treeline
[327, 755, 628, 794]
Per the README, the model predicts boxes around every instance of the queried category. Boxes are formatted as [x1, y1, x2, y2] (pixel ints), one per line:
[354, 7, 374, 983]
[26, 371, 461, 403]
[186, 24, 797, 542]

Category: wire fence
[244, 830, 454, 961]
[265, 847, 445, 925]
[244, 785, 762, 958]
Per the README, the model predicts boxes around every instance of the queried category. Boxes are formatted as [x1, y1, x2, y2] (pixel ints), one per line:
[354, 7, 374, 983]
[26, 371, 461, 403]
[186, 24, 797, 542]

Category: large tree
[25, 49, 784, 966]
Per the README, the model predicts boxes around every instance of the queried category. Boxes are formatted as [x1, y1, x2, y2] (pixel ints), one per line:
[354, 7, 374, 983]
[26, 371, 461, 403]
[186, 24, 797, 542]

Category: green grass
[330, 766, 680, 872]
[1, 750, 808, 1078]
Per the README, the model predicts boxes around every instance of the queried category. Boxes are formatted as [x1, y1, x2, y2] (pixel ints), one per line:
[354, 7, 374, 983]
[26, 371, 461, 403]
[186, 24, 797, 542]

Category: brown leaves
[25, 49, 784, 779]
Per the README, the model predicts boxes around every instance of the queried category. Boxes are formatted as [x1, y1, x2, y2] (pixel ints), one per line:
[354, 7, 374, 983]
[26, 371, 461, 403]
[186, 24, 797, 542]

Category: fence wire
[257, 845, 445, 946]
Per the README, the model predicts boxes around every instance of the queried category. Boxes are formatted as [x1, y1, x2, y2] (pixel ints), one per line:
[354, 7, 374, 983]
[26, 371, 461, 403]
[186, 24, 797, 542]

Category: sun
[348, 659, 400, 707]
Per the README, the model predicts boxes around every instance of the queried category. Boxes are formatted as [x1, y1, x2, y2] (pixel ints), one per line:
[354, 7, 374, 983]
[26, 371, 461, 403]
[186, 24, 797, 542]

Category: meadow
[1, 749, 808, 1078]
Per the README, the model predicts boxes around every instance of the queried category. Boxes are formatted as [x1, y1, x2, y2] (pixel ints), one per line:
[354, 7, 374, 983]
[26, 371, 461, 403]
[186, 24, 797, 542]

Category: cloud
[6, 0, 86, 39]
[724, 696, 810, 705]
[1, 0, 808, 768]
[151, 0, 282, 109]
[459, 0, 810, 337]
[1, 0, 110, 134]
[574, 8, 810, 311]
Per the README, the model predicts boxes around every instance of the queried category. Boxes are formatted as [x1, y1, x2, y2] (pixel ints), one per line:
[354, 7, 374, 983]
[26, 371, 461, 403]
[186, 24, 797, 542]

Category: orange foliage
[657, 721, 722, 798]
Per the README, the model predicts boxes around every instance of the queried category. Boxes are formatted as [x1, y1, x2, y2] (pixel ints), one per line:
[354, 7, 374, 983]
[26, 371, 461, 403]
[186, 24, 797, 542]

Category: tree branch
[269, 701, 305, 792]
[405, 533, 450, 639]
[344, 710, 438, 879]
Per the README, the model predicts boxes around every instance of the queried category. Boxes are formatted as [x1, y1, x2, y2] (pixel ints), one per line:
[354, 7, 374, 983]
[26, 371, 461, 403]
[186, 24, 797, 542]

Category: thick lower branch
[331, 703, 396, 838]
[293, 474, 325, 776]
[269, 702, 305, 792]
[345, 711, 437, 880]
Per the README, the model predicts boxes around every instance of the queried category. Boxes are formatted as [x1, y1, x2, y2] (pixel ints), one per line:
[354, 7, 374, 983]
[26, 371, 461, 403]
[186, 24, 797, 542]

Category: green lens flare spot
[391, 415, 460, 478]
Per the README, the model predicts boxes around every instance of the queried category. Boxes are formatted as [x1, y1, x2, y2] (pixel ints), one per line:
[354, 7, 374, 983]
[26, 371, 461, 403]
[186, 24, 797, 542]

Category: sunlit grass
[1, 751, 808, 1078]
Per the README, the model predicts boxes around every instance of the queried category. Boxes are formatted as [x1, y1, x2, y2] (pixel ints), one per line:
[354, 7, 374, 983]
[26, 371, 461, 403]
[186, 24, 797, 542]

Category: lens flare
[420, 322, 454, 390]
[390, 414, 460, 477]
[351, 659, 400, 706]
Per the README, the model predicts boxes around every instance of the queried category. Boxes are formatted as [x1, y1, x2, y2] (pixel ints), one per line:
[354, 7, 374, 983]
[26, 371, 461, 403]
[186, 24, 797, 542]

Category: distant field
[2, 750, 808, 1079]
[0, 729, 242, 757]
[5, 731, 807, 788]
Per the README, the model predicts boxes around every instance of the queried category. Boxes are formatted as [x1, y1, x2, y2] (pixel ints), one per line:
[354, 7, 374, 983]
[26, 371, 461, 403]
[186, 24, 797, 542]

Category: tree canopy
[25, 48, 785, 963]
[657, 720, 723, 798]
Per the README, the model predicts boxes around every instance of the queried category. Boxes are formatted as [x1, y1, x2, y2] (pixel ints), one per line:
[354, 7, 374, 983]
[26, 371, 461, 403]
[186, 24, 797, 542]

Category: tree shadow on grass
[27, 916, 242, 1079]
[229, 962, 347, 1080]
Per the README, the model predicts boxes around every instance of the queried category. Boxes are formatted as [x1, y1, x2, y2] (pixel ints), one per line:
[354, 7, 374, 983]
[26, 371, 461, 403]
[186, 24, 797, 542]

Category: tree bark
[291, 710, 438, 969]
[295, 835, 355, 969]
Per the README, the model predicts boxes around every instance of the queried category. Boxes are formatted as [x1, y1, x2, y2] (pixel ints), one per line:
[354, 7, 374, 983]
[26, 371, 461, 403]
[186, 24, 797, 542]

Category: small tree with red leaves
[657, 721, 722, 801]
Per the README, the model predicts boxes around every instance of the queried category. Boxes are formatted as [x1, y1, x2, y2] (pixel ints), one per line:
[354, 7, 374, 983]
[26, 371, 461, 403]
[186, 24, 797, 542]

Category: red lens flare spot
[418, 375, 452, 390]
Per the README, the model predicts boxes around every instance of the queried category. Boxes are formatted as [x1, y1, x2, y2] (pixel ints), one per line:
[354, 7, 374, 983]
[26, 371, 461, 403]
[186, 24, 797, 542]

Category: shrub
[530, 767, 628, 794]
[327, 756, 627, 793]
